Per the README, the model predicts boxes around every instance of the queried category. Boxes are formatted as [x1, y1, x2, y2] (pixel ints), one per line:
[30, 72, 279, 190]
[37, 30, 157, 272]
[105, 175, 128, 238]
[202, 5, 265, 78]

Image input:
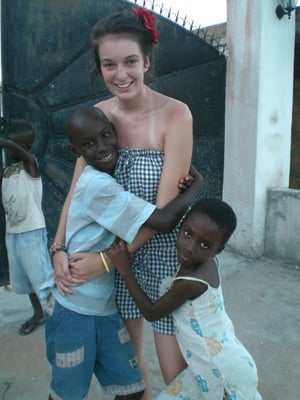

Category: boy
[0, 122, 53, 335]
[45, 105, 203, 400]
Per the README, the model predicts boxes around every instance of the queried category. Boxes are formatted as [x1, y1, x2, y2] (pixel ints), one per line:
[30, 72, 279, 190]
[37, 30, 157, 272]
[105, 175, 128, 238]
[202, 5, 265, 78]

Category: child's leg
[19, 292, 45, 335]
[156, 367, 206, 400]
[45, 298, 94, 400]
[29, 292, 44, 319]
[125, 318, 151, 400]
[153, 331, 187, 384]
[94, 313, 145, 398]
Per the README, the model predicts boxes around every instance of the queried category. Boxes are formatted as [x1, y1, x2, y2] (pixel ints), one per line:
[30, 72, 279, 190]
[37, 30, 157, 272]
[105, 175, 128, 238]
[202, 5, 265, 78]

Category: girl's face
[98, 35, 150, 100]
[176, 213, 225, 268]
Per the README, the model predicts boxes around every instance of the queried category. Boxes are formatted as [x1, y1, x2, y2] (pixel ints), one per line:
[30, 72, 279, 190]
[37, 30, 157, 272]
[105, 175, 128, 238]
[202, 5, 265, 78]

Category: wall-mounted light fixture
[276, 0, 296, 19]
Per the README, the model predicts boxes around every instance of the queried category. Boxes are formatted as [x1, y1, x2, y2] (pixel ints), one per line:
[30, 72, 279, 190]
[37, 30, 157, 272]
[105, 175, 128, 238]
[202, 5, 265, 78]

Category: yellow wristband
[99, 251, 110, 273]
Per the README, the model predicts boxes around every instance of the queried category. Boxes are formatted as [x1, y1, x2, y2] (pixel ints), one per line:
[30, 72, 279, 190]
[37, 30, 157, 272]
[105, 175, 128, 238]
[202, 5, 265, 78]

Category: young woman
[52, 7, 193, 398]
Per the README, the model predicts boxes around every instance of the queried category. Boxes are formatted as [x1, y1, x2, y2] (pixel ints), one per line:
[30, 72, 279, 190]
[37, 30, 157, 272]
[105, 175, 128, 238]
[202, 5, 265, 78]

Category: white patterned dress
[156, 272, 262, 400]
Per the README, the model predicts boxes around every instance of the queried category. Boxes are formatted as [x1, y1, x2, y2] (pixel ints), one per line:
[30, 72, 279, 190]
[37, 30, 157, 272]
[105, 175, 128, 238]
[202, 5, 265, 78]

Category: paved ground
[0, 250, 299, 399]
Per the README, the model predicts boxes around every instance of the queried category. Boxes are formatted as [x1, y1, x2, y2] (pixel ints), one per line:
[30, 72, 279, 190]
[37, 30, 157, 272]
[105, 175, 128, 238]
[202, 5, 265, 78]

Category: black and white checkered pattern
[114, 148, 180, 335]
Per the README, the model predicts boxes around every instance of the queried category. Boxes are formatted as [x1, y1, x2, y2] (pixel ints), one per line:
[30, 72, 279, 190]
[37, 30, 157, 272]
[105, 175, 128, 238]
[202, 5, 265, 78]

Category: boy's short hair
[66, 106, 109, 144]
[8, 121, 35, 144]
[186, 198, 237, 244]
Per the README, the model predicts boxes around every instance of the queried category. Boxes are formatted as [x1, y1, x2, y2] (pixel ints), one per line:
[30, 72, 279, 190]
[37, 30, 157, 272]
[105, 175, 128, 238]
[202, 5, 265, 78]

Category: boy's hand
[53, 251, 85, 295]
[106, 240, 131, 276]
[178, 174, 194, 192]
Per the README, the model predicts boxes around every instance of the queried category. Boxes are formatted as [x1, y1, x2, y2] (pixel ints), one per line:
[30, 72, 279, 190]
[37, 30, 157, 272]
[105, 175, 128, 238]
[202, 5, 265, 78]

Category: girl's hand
[69, 252, 107, 280]
[52, 251, 85, 295]
[106, 240, 131, 275]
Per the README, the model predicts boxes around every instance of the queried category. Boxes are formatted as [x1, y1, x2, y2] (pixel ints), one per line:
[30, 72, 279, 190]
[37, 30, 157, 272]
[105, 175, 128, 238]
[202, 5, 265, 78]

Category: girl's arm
[107, 241, 204, 321]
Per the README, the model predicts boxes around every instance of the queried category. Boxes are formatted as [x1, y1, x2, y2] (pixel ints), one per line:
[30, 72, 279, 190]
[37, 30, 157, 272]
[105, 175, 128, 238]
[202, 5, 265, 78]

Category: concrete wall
[223, 0, 295, 258]
[265, 188, 300, 265]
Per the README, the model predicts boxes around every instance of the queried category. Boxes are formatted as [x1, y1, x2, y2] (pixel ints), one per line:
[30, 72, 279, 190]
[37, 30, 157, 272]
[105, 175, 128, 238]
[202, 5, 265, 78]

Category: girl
[106, 199, 262, 400]
[52, 7, 193, 399]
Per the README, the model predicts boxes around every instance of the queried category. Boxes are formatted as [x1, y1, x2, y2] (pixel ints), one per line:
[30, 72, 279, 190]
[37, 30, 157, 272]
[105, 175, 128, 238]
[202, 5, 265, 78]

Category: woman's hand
[52, 251, 86, 295]
[69, 252, 107, 280]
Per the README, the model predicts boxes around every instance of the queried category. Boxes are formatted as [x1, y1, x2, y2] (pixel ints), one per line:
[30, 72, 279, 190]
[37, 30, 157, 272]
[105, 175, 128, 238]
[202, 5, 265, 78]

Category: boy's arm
[106, 241, 195, 322]
[145, 165, 203, 232]
[70, 167, 202, 280]
[0, 138, 37, 177]
[128, 166, 202, 252]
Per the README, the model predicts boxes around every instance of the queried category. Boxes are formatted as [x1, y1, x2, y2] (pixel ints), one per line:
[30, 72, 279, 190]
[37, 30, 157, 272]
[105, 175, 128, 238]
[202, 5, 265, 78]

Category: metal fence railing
[127, 0, 227, 54]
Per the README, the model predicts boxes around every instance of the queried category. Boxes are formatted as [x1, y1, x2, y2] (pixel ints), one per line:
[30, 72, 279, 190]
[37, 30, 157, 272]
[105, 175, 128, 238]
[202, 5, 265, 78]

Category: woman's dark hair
[92, 9, 156, 78]
[186, 198, 237, 244]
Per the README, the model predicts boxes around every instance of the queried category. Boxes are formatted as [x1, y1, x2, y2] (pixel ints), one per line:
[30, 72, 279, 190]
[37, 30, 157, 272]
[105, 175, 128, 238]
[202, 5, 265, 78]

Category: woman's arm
[157, 101, 193, 207]
[128, 102, 193, 252]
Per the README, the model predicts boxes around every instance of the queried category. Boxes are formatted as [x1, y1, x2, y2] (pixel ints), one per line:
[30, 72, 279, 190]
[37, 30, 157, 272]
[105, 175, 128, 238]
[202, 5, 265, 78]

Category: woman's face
[98, 35, 150, 100]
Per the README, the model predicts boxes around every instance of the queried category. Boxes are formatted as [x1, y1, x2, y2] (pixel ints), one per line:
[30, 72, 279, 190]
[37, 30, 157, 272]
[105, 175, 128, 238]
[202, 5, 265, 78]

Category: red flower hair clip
[132, 6, 160, 45]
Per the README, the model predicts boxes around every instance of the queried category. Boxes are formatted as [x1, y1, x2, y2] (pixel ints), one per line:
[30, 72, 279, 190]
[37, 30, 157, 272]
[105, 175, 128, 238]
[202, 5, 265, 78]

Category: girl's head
[92, 7, 159, 78]
[7, 122, 35, 161]
[176, 199, 237, 267]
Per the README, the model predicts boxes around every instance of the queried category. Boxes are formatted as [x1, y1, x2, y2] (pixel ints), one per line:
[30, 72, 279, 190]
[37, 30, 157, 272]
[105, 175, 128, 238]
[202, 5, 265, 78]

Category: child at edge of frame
[107, 198, 262, 400]
[0, 121, 53, 336]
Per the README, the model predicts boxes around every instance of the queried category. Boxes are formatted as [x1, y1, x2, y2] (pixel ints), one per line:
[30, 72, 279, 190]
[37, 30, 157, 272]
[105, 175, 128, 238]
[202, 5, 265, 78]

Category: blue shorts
[45, 296, 145, 400]
[5, 228, 53, 301]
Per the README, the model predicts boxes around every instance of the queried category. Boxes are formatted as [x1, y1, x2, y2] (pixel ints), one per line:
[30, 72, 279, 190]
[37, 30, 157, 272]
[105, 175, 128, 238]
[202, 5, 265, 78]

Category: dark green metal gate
[0, 0, 226, 285]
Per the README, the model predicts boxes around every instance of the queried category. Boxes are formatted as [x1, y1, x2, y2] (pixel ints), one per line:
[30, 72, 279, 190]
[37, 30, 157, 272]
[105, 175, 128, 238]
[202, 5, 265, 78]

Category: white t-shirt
[2, 161, 46, 234]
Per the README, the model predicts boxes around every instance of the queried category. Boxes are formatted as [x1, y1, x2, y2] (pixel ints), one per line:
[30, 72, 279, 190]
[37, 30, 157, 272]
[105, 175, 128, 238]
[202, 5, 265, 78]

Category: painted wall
[223, 0, 295, 257]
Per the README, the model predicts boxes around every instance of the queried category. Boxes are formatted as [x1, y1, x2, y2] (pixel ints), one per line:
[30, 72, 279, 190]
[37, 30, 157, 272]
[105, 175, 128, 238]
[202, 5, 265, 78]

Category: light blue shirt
[52, 165, 155, 316]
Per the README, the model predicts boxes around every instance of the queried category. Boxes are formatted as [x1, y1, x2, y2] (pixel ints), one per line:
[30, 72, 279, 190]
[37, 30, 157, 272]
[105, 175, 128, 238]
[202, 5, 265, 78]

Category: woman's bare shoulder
[153, 90, 192, 120]
[94, 98, 116, 119]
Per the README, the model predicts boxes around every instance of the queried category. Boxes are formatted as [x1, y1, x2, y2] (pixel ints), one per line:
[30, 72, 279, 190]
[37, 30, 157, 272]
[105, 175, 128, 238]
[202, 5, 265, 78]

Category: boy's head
[176, 198, 237, 267]
[66, 106, 118, 175]
[7, 122, 35, 161]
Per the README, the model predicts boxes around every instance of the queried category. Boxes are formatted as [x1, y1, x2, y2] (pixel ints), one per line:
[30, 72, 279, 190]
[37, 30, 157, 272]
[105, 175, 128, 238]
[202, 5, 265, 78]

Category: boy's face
[176, 213, 225, 268]
[70, 116, 118, 174]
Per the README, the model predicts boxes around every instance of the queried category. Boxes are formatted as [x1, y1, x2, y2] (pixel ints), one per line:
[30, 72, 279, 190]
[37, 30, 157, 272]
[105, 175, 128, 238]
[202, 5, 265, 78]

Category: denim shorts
[45, 296, 145, 400]
[5, 228, 53, 301]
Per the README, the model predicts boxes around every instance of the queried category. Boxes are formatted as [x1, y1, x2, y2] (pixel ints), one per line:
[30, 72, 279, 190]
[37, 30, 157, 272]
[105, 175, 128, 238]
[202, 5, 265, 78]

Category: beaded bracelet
[99, 251, 110, 273]
[51, 247, 67, 258]
[50, 241, 65, 254]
